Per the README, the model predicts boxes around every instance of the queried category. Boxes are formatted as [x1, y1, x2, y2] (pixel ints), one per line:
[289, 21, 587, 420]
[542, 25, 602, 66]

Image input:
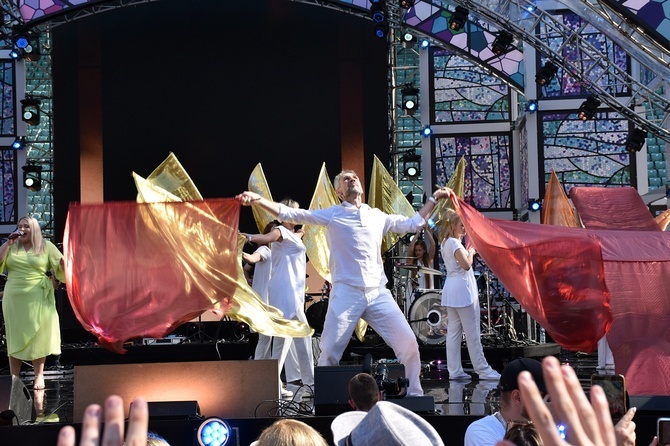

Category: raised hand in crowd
[57, 395, 148, 446]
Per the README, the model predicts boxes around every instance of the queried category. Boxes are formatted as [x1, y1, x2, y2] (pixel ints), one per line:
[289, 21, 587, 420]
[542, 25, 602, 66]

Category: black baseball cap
[498, 358, 546, 393]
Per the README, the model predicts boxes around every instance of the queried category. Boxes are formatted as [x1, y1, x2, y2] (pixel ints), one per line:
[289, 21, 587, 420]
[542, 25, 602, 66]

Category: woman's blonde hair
[442, 208, 462, 240]
[16, 215, 46, 255]
[255, 419, 328, 446]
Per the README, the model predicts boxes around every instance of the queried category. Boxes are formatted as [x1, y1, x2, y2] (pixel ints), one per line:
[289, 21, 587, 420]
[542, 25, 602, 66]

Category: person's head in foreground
[498, 357, 547, 421]
[503, 421, 543, 446]
[251, 418, 328, 446]
[348, 372, 380, 412]
[331, 400, 444, 446]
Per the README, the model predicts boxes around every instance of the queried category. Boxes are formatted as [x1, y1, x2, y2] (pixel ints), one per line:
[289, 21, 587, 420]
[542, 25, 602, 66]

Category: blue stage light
[422, 126, 432, 137]
[529, 199, 542, 212]
[420, 39, 430, 49]
[526, 100, 538, 113]
[197, 417, 231, 446]
[11, 137, 25, 150]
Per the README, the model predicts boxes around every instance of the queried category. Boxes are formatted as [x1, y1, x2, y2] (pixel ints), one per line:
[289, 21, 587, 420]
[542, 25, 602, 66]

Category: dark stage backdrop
[51, 0, 389, 240]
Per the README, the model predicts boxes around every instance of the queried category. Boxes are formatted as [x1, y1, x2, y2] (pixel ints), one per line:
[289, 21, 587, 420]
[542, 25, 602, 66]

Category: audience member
[251, 418, 328, 446]
[348, 372, 380, 412]
[504, 421, 543, 446]
[146, 431, 170, 446]
[407, 227, 437, 290]
[332, 400, 444, 446]
[497, 356, 648, 446]
[465, 357, 546, 446]
[57, 395, 148, 446]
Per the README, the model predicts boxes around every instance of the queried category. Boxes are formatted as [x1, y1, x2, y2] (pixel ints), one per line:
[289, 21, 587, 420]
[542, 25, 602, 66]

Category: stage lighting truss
[22, 163, 42, 192]
[197, 417, 232, 446]
[491, 31, 514, 56]
[525, 100, 538, 113]
[626, 127, 647, 153]
[400, 85, 420, 115]
[535, 62, 558, 86]
[528, 198, 542, 212]
[449, 6, 469, 32]
[402, 149, 421, 179]
[577, 95, 601, 121]
[10, 26, 40, 61]
[21, 97, 41, 126]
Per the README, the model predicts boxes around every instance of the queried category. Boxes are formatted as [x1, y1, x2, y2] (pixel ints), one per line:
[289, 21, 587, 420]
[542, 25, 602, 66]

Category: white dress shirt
[278, 202, 425, 288]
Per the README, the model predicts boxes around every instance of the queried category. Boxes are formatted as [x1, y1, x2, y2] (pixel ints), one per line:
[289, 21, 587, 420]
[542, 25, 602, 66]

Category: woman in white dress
[440, 209, 500, 381]
[242, 199, 314, 397]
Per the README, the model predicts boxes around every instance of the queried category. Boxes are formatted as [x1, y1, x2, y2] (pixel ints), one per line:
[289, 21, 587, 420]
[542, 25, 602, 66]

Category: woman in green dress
[0, 216, 65, 390]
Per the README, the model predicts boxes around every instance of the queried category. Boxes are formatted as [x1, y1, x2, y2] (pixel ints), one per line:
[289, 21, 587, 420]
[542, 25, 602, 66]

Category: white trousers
[317, 283, 424, 396]
[446, 302, 495, 376]
[597, 336, 614, 369]
[271, 308, 315, 394]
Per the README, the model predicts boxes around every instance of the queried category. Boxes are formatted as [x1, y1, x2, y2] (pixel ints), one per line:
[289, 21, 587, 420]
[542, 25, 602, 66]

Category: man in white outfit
[464, 357, 546, 446]
[238, 170, 453, 396]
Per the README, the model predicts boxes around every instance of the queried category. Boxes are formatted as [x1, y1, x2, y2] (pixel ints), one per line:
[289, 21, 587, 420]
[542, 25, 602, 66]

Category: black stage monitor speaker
[314, 363, 406, 415]
[0, 375, 34, 426]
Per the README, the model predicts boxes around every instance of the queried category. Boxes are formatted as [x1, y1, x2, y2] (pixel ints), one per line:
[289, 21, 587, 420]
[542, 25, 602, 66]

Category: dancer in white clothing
[243, 223, 274, 361]
[237, 171, 453, 396]
[440, 208, 500, 381]
[241, 199, 314, 398]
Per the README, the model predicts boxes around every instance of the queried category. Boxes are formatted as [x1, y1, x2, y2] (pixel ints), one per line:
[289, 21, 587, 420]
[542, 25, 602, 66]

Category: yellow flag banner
[369, 155, 415, 254]
[431, 156, 466, 242]
[248, 163, 276, 234]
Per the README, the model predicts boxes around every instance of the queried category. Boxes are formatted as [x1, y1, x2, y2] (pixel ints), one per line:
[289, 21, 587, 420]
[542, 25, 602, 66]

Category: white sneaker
[280, 387, 294, 399]
[479, 370, 501, 380]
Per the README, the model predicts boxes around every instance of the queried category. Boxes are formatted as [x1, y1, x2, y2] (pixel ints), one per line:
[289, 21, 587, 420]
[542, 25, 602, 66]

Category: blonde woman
[440, 209, 499, 381]
[0, 216, 65, 390]
[252, 419, 328, 446]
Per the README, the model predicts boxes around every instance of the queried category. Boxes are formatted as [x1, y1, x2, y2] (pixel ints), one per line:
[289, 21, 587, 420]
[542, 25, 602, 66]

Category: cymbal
[418, 266, 443, 276]
[396, 263, 418, 270]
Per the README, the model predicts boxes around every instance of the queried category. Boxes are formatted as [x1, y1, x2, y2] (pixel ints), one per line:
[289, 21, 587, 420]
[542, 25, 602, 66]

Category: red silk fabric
[570, 186, 661, 231]
[63, 199, 239, 353]
[454, 197, 670, 395]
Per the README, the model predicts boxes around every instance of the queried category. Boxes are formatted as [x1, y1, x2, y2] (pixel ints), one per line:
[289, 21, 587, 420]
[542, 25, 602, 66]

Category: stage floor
[0, 339, 664, 445]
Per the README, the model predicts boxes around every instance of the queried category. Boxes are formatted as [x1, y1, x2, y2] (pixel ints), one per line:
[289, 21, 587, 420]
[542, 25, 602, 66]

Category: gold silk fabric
[369, 156, 415, 254]
[144, 152, 203, 201]
[304, 163, 340, 283]
[248, 163, 276, 233]
[542, 170, 580, 227]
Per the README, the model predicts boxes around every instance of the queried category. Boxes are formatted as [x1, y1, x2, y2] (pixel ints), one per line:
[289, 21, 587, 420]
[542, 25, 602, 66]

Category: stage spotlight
[526, 100, 538, 113]
[577, 95, 600, 121]
[422, 126, 432, 137]
[22, 163, 42, 192]
[402, 150, 421, 179]
[526, 2, 537, 12]
[535, 61, 558, 86]
[449, 6, 469, 31]
[197, 417, 232, 446]
[401, 85, 420, 115]
[401, 31, 416, 48]
[21, 98, 41, 126]
[491, 31, 514, 56]
[625, 127, 647, 153]
[420, 39, 430, 49]
[528, 199, 542, 212]
[370, 1, 386, 23]
[11, 137, 26, 150]
[13, 30, 30, 50]
[374, 23, 388, 39]
[11, 27, 40, 61]
[400, 0, 415, 8]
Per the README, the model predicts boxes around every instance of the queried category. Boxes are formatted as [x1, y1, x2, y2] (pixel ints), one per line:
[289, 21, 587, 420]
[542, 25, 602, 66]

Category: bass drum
[408, 290, 447, 345]
[305, 300, 328, 336]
